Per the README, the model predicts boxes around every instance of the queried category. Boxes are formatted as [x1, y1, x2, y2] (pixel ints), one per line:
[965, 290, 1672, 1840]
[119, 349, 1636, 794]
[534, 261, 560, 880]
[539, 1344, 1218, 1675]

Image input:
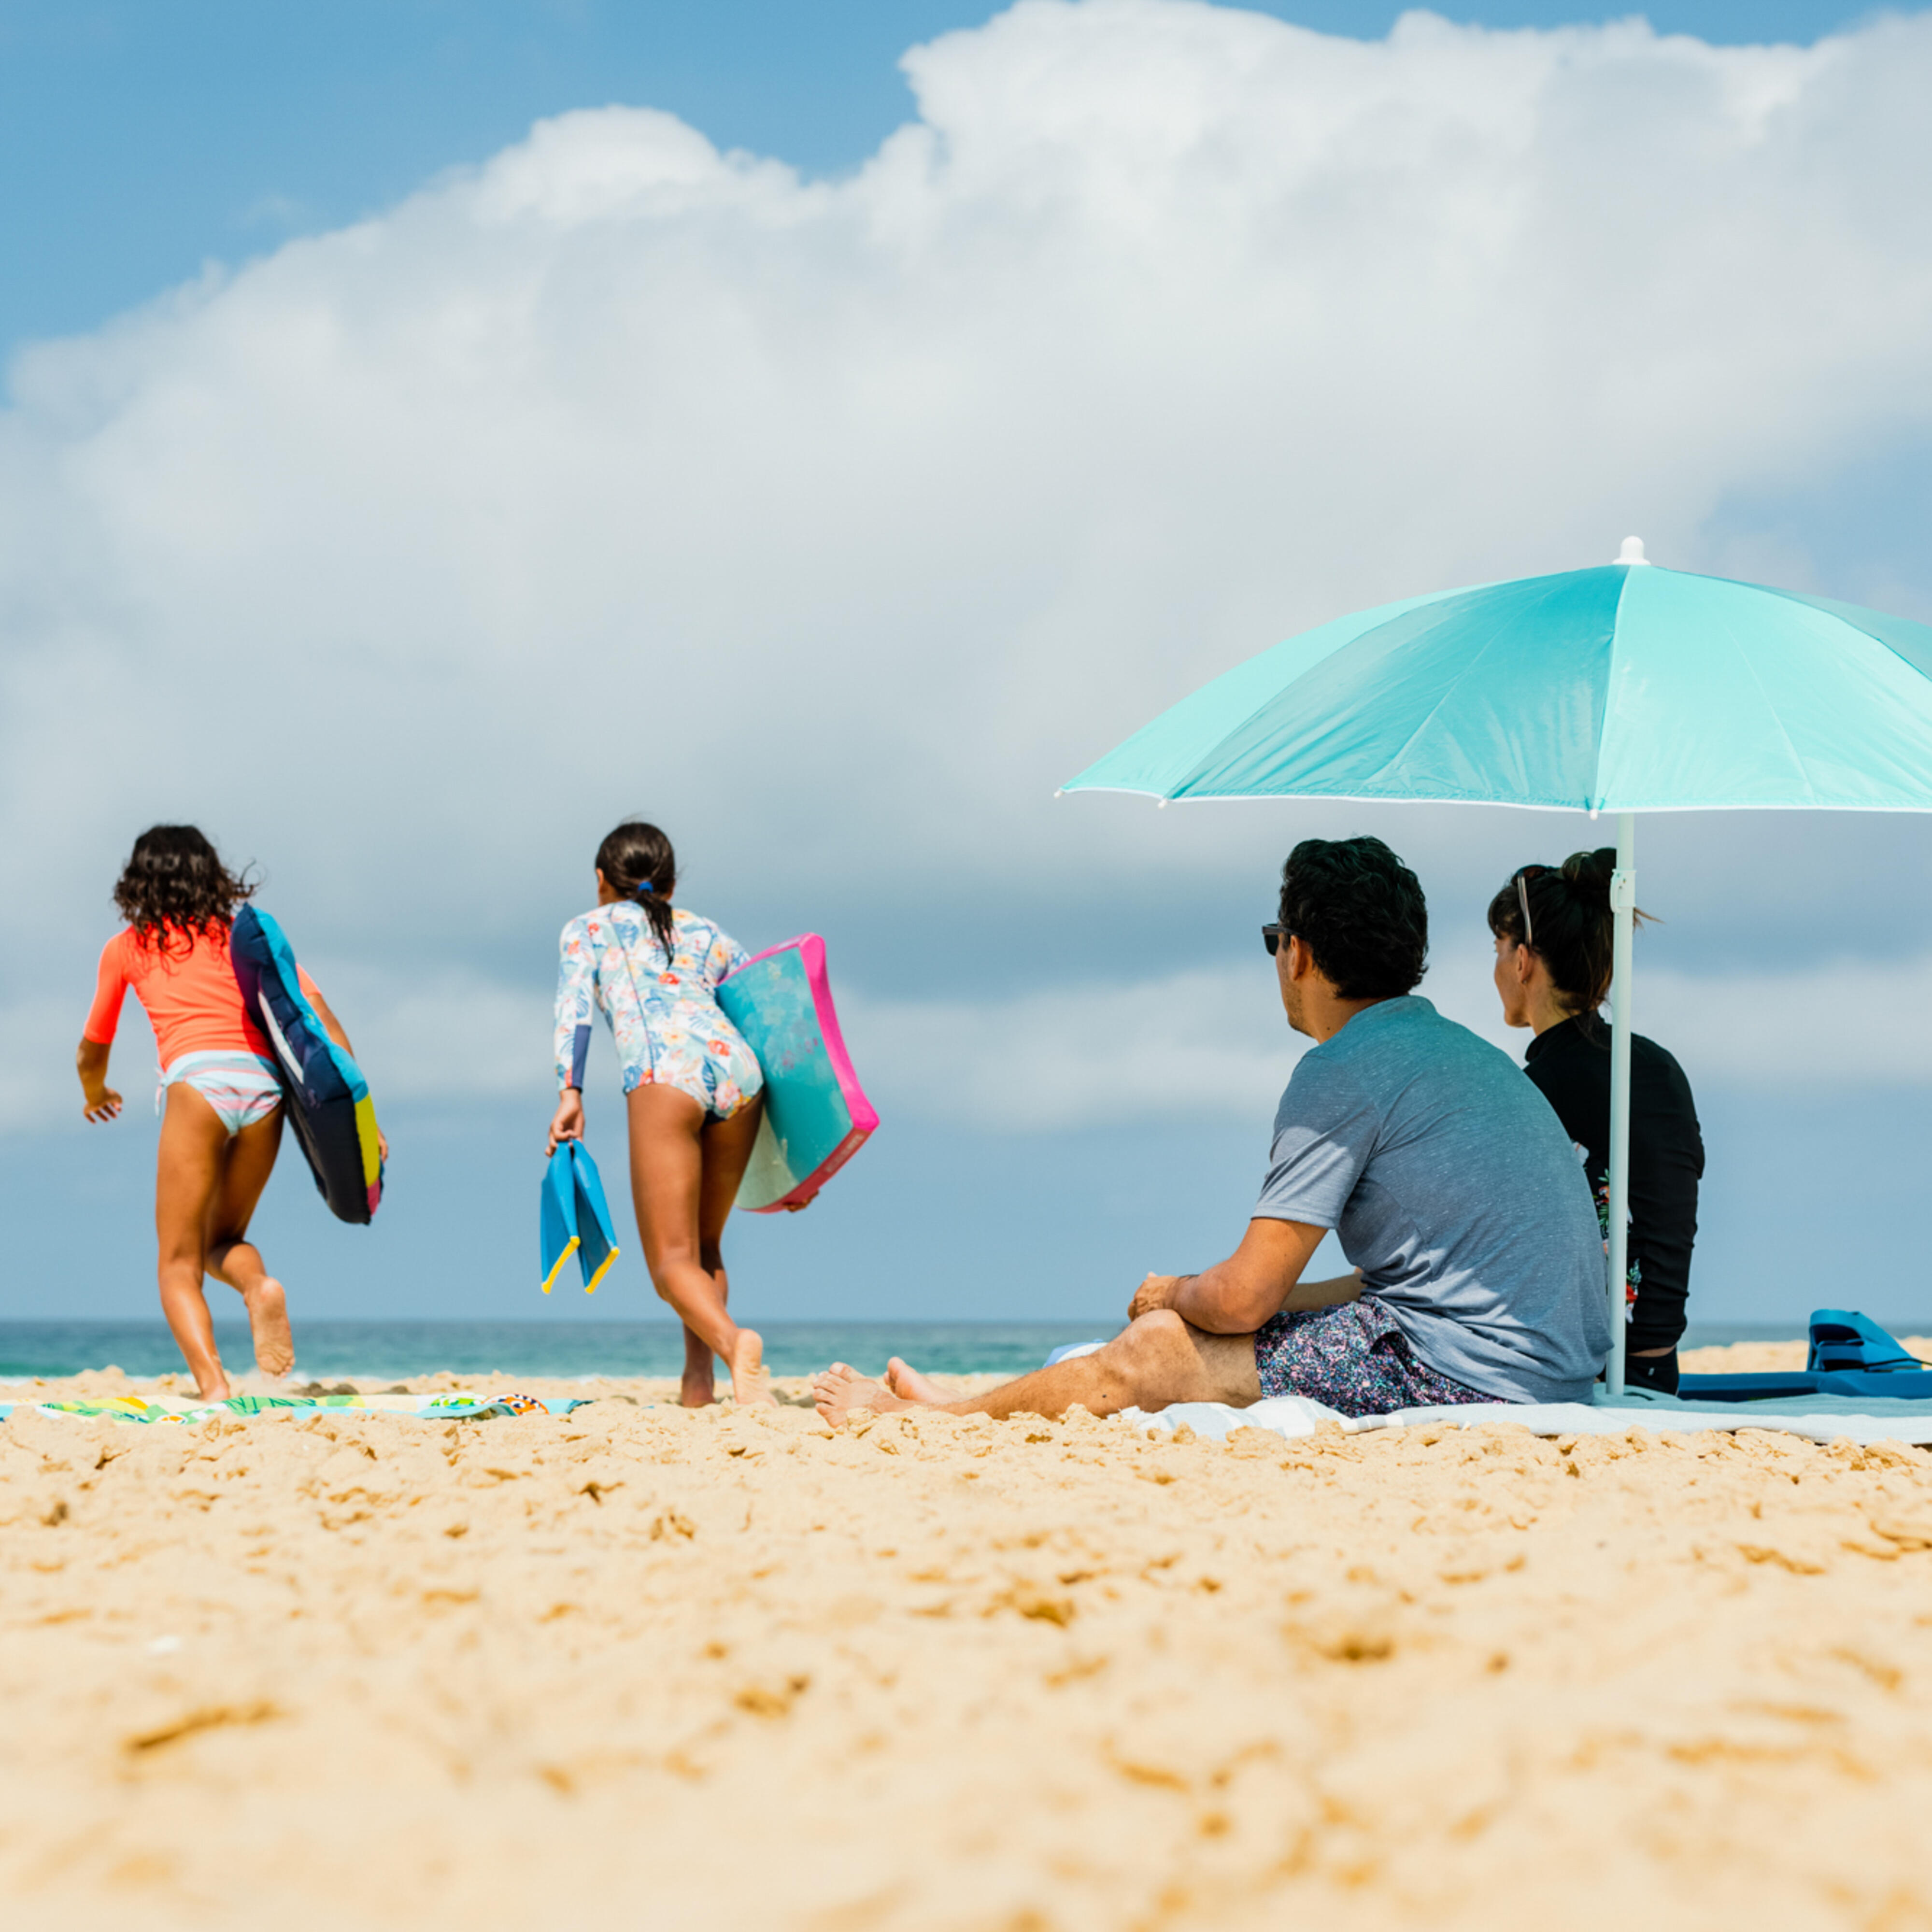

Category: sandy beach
[5, 1339, 1932, 1931]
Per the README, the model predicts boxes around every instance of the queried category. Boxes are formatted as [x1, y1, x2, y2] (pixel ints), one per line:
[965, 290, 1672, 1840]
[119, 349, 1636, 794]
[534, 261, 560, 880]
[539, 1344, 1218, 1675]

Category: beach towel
[1122, 1389, 1932, 1449]
[0, 1391, 591, 1427]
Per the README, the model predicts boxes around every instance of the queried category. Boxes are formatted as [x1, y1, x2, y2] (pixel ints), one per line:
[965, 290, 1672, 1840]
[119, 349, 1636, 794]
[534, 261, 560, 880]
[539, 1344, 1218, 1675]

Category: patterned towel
[0, 1391, 592, 1426]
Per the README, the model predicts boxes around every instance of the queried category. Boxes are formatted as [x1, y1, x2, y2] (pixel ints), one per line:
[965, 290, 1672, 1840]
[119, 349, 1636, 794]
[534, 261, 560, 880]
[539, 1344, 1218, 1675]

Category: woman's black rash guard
[1522, 1017, 1705, 1355]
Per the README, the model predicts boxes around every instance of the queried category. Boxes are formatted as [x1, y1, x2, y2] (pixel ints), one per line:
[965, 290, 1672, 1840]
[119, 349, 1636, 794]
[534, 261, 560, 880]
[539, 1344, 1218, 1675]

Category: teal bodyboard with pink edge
[716, 934, 877, 1212]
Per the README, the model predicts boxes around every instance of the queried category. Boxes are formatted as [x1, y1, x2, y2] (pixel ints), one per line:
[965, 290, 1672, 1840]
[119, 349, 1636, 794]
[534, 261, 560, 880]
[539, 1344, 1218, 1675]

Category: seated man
[814, 836, 1612, 1429]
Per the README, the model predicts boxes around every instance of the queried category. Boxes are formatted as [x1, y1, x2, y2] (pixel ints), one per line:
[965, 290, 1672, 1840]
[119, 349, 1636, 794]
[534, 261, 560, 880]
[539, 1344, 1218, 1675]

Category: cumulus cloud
[6, 0, 1932, 1124]
[849, 964, 1298, 1130]
[839, 940, 1932, 1135]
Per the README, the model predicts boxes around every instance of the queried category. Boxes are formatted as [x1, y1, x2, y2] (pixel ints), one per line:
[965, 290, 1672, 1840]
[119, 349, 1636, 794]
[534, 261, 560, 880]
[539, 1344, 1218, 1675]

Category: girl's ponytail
[595, 820, 678, 954]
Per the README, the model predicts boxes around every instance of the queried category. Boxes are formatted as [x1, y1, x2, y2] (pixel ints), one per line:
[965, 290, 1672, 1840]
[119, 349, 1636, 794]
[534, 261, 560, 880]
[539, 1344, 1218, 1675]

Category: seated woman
[1490, 850, 1705, 1393]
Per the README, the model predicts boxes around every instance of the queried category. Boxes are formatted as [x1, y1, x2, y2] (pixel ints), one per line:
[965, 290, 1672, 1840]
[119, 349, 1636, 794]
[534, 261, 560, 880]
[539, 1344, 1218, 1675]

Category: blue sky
[0, 1, 1900, 351]
[6, 0, 1932, 1339]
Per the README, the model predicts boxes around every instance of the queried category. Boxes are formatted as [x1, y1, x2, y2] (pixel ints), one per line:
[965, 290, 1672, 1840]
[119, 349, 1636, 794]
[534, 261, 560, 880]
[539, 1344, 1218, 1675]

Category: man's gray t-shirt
[1255, 996, 1611, 1404]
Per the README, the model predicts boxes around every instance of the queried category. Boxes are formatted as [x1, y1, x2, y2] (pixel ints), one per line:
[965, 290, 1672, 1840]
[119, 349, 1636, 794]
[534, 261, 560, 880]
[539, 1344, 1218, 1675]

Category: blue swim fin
[540, 1143, 581, 1294]
[569, 1142, 621, 1294]
[540, 1142, 621, 1295]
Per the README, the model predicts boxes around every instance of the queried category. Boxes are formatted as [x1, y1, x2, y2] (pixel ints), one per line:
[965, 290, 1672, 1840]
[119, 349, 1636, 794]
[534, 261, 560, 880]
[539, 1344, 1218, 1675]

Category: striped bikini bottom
[158, 1051, 284, 1136]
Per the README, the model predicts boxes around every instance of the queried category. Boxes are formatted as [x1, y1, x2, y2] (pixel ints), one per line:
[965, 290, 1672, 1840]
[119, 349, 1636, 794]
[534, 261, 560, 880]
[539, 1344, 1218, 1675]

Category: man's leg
[812, 1311, 1260, 1426]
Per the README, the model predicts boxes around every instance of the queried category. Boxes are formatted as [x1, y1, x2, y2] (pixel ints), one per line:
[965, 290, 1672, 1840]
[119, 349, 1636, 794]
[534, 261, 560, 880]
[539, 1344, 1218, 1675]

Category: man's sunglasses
[1262, 923, 1286, 956]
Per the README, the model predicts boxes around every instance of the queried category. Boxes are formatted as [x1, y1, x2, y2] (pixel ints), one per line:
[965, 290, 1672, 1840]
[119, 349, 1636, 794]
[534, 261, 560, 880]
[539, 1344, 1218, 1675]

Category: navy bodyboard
[228, 906, 383, 1224]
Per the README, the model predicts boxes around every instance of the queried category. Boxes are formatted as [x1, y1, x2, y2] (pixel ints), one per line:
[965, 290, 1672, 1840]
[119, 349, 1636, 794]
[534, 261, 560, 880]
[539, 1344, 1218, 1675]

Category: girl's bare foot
[243, 1277, 295, 1378]
[727, 1329, 777, 1407]
[885, 1356, 950, 1404]
[681, 1364, 717, 1407]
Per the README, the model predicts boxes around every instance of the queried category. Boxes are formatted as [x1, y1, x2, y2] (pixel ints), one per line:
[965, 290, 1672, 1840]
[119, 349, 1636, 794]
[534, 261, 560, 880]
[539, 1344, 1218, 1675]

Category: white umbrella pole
[1605, 812, 1636, 1396]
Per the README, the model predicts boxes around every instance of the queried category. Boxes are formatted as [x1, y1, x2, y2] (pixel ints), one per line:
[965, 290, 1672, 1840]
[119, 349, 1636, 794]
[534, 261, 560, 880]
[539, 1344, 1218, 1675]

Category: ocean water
[0, 1319, 1123, 1382]
[0, 1317, 1867, 1383]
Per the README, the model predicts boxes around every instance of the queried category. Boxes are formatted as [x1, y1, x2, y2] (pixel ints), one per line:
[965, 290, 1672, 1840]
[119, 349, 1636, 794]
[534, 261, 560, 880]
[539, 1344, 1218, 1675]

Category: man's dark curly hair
[113, 825, 257, 954]
[1278, 836, 1428, 1000]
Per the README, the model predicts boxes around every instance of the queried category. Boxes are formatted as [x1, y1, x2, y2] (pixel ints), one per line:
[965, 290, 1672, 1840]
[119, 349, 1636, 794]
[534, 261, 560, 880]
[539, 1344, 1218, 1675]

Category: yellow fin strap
[540, 1234, 580, 1296]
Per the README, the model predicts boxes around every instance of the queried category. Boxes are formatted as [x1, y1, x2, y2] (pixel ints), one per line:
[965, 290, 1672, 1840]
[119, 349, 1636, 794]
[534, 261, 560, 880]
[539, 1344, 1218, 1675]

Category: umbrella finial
[1616, 535, 1651, 567]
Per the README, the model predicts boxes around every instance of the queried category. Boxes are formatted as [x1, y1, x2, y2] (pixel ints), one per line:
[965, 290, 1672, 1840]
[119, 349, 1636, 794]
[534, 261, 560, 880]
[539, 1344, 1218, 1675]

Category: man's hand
[1128, 1273, 1193, 1321]
[1129, 1221, 1331, 1335]
[547, 1090, 585, 1155]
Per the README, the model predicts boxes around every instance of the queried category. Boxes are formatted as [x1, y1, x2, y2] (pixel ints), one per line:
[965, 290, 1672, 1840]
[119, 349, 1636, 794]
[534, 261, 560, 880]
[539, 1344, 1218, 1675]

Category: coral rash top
[84, 923, 318, 1067]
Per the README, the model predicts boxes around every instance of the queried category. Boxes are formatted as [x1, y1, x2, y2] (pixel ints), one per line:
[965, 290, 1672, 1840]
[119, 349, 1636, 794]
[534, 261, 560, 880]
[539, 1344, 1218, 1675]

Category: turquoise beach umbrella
[1061, 540, 1932, 1392]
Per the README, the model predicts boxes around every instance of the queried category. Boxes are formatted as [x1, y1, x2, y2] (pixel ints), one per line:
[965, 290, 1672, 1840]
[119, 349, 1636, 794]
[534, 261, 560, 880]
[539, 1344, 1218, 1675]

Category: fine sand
[4, 1338, 1932, 1930]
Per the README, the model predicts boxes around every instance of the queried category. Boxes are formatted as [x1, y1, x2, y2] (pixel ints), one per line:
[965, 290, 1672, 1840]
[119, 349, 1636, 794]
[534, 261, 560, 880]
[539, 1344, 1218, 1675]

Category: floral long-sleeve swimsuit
[554, 903, 763, 1121]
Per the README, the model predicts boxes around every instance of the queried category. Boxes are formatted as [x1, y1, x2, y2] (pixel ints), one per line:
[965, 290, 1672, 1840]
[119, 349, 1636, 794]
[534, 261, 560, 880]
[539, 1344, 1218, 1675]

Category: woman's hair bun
[1485, 845, 1633, 1018]
[1559, 847, 1617, 901]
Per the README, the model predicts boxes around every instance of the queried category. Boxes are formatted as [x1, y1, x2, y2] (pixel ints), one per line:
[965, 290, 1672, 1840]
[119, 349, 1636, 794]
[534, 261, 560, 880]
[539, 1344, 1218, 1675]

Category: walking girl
[547, 820, 774, 1407]
[76, 825, 378, 1398]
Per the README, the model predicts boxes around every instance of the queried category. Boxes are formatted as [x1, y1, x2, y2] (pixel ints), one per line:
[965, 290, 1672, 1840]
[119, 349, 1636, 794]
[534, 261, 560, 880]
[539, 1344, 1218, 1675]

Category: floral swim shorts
[1252, 1298, 1496, 1418]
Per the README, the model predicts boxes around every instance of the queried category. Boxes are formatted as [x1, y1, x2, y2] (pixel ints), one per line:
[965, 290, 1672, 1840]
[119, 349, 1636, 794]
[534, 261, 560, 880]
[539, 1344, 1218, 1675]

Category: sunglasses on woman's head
[1512, 864, 1549, 945]
[1263, 923, 1286, 956]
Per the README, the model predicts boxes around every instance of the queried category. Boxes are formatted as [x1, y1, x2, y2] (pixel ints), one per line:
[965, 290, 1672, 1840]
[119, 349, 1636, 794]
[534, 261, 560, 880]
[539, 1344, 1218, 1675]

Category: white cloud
[1614, 955, 1932, 1091]
[11, 938, 1932, 1141]
[291, 963, 554, 1104]
[845, 942, 1932, 1135]
[7, 0, 1932, 1115]
[847, 964, 1300, 1129]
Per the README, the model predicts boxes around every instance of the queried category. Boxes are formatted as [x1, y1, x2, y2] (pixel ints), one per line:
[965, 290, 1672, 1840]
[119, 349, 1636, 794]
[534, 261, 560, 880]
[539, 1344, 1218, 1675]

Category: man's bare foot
[243, 1278, 295, 1378]
[727, 1329, 777, 1407]
[812, 1362, 917, 1428]
[884, 1356, 950, 1404]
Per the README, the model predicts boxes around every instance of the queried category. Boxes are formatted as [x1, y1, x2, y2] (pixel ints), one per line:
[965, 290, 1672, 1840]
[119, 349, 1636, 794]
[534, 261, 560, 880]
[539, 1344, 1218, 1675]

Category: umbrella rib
[1742, 580, 1932, 687]
[1722, 617, 1818, 808]
[1148, 576, 1519, 798]
[1167, 608, 1425, 796]
[1594, 566, 1638, 811]
[1353, 594, 1565, 794]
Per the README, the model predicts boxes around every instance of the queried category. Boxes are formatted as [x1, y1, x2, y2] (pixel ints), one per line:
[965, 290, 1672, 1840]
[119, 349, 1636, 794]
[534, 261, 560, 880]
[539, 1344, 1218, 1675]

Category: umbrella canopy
[1061, 542, 1932, 1395]
[1063, 543, 1932, 813]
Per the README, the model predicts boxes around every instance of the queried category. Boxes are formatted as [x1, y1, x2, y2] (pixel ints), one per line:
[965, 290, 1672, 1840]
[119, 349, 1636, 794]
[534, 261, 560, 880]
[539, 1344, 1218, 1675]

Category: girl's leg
[626, 1084, 774, 1406]
[698, 1094, 769, 1405]
[155, 1085, 241, 1399]
[681, 1319, 717, 1407]
[674, 1097, 762, 1403]
[202, 1108, 293, 1377]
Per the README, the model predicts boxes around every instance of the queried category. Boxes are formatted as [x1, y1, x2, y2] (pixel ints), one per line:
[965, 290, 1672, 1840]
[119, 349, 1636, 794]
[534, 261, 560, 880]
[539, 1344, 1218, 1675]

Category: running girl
[547, 820, 775, 1408]
[76, 825, 378, 1399]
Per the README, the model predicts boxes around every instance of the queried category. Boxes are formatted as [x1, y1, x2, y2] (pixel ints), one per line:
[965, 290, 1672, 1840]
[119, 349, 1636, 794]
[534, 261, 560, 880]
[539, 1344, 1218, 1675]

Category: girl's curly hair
[113, 825, 257, 953]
